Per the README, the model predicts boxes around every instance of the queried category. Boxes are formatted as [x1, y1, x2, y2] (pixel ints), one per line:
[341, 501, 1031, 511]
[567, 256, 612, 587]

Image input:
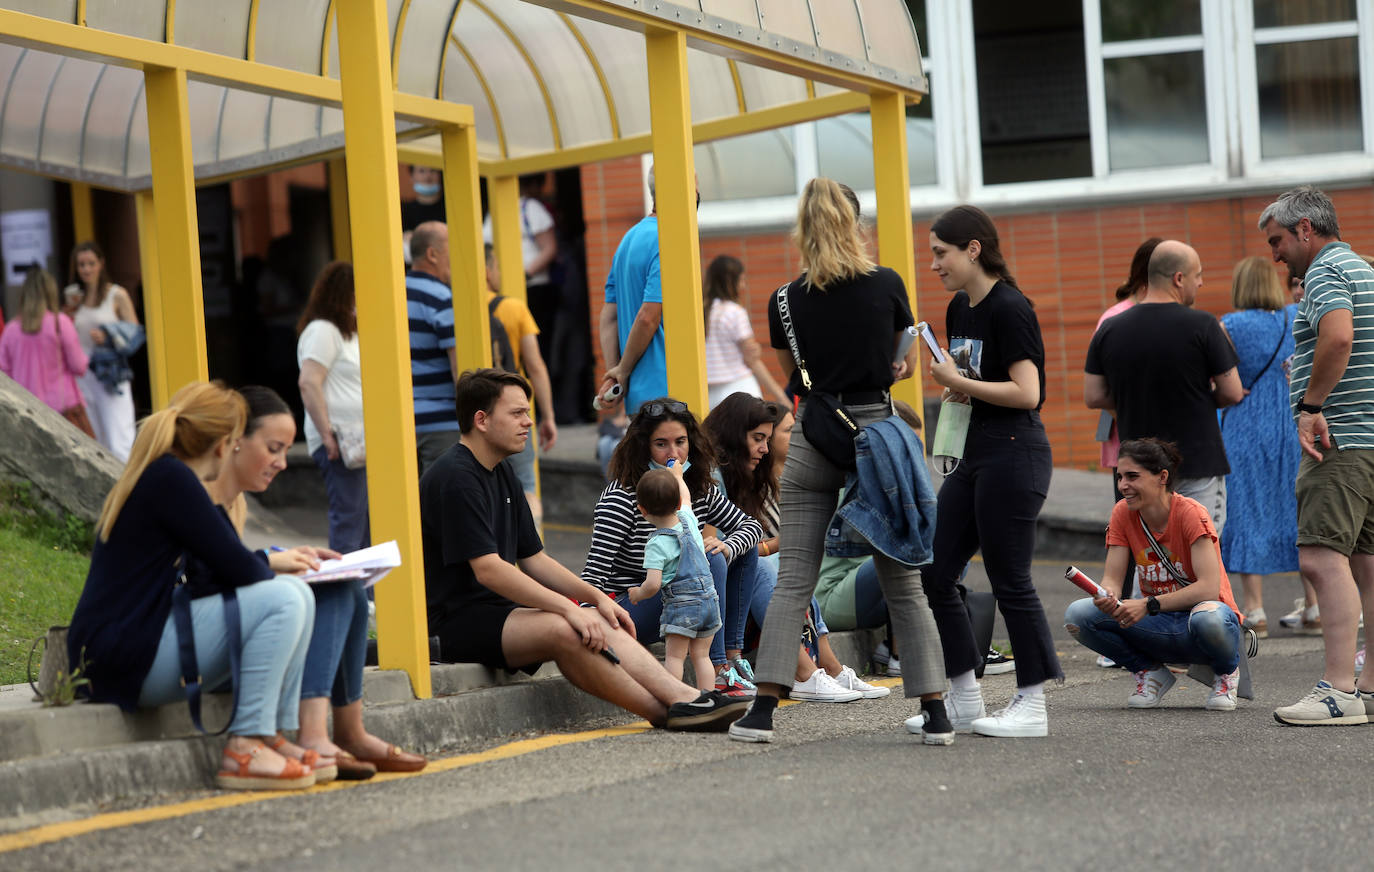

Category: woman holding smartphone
[921, 205, 1062, 738]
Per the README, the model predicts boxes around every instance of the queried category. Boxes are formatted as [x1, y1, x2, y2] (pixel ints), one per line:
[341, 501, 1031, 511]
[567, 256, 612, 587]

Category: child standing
[628, 461, 721, 690]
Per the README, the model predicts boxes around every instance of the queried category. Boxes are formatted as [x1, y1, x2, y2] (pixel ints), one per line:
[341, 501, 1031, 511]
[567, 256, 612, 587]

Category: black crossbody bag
[776, 283, 860, 470]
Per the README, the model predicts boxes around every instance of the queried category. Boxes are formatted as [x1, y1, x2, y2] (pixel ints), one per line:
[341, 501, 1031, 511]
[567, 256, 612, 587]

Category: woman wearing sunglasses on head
[583, 398, 763, 694]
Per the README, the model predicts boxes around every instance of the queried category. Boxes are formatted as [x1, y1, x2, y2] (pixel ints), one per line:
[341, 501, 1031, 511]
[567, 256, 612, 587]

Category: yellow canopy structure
[0, 0, 928, 697]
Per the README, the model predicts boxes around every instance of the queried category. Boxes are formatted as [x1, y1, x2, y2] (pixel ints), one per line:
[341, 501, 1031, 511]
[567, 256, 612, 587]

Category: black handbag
[775, 283, 860, 470]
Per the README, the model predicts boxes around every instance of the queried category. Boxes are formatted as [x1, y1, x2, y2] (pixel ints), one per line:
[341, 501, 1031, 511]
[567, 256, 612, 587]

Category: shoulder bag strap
[1138, 515, 1191, 588]
[172, 576, 241, 735]
[774, 283, 812, 391]
[1221, 309, 1289, 428]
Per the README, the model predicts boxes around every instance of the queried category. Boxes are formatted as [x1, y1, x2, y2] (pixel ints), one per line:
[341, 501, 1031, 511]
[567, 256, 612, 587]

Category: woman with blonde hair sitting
[66, 381, 319, 791]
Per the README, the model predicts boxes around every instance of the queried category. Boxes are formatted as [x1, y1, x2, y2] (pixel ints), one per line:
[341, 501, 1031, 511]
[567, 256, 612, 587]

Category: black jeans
[920, 412, 1063, 687]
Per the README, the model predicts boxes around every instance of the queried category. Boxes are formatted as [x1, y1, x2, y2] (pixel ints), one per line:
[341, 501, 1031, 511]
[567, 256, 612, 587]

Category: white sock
[951, 669, 978, 690]
[1017, 682, 1045, 699]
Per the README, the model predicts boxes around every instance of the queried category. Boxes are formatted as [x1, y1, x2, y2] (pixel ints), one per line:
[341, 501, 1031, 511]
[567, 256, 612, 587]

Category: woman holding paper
[1063, 438, 1244, 711]
[921, 205, 1061, 739]
[210, 386, 425, 778]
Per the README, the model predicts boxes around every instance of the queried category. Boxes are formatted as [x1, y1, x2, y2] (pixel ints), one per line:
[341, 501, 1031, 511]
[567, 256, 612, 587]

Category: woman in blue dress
[1219, 256, 1300, 637]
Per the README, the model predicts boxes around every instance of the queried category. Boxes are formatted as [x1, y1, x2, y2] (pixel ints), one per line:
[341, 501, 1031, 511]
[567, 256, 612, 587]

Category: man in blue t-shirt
[407, 221, 461, 474]
[597, 166, 699, 413]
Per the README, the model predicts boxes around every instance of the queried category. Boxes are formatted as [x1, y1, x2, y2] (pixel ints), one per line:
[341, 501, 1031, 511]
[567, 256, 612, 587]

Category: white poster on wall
[1, 209, 52, 286]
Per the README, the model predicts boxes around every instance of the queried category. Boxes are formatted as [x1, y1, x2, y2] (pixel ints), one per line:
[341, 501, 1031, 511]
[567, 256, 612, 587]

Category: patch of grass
[0, 485, 92, 687]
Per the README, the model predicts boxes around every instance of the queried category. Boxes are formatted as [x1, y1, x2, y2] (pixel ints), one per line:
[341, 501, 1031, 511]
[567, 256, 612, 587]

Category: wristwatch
[1298, 400, 1323, 414]
[1146, 596, 1161, 616]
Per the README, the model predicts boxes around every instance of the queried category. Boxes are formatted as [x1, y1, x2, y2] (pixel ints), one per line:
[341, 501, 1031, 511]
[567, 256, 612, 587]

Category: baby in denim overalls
[627, 463, 722, 691]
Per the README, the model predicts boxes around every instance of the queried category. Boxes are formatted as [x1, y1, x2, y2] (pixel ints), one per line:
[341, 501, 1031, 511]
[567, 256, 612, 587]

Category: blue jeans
[138, 576, 314, 735]
[1064, 597, 1241, 675]
[301, 579, 370, 705]
[618, 545, 757, 666]
[312, 446, 370, 554]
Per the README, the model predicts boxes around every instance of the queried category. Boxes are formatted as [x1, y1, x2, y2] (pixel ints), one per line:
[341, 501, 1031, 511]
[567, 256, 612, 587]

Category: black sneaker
[727, 700, 775, 743]
[665, 691, 749, 732]
[983, 646, 1015, 675]
[920, 701, 955, 746]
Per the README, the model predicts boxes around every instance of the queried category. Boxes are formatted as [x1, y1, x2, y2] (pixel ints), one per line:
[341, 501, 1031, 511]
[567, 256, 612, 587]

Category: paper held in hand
[303, 540, 401, 588]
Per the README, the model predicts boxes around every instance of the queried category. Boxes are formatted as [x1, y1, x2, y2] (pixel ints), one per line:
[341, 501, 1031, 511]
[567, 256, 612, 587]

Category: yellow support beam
[646, 28, 706, 415]
[326, 158, 351, 262]
[870, 90, 922, 412]
[143, 65, 207, 389]
[487, 175, 526, 303]
[336, 0, 431, 699]
[442, 123, 491, 372]
[70, 182, 94, 244]
[133, 190, 169, 409]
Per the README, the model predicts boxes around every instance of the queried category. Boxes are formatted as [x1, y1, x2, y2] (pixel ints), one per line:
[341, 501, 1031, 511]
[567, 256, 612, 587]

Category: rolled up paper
[1065, 565, 1116, 601]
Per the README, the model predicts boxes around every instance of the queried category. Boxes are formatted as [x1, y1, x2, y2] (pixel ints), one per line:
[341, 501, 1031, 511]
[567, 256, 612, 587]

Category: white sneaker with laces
[791, 668, 862, 703]
[1128, 666, 1176, 708]
[970, 693, 1048, 737]
[1205, 668, 1240, 711]
[1095, 654, 1116, 668]
[832, 665, 890, 699]
[945, 683, 985, 732]
[1274, 681, 1368, 726]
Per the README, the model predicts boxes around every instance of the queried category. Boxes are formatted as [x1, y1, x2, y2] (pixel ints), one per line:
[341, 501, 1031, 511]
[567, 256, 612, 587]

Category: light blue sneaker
[714, 663, 756, 697]
[731, 657, 756, 685]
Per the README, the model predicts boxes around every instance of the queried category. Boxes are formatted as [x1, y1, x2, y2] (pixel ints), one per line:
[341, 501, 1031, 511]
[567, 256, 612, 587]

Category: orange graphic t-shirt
[1104, 494, 1242, 619]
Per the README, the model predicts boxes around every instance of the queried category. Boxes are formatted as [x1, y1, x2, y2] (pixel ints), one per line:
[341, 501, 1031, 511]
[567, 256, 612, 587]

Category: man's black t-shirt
[401, 198, 447, 232]
[768, 266, 914, 396]
[1085, 302, 1238, 478]
[420, 441, 542, 632]
[945, 281, 1047, 423]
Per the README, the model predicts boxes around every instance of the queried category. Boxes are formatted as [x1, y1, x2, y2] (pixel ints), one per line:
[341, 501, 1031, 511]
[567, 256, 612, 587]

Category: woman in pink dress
[0, 269, 90, 433]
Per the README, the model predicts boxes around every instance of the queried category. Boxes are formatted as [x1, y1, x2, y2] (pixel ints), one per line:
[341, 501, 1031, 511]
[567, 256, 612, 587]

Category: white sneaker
[970, 693, 1048, 737]
[1095, 654, 1117, 668]
[791, 669, 862, 703]
[1205, 668, 1239, 711]
[1278, 598, 1321, 634]
[903, 712, 927, 733]
[1274, 681, 1368, 726]
[832, 665, 890, 699]
[886, 655, 902, 677]
[1128, 666, 1176, 708]
[946, 683, 986, 732]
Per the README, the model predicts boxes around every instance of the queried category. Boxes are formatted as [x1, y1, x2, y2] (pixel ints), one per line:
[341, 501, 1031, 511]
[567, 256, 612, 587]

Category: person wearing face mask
[583, 398, 763, 695]
[66, 240, 141, 460]
[400, 165, 446, 263]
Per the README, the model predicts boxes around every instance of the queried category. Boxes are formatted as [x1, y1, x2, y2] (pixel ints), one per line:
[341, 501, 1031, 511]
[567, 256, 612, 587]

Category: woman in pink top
[0, 269, 88, 421]
[1093, 238, 1162, 475]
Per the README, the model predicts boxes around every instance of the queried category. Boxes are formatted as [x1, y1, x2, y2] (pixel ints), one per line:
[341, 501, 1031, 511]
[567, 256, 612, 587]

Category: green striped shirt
[1292, 241, 1374, 448]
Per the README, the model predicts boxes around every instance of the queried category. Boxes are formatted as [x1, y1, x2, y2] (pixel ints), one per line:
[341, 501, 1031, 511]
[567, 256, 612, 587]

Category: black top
[945, 281, 1047, 423]
[1085, 302, 1238, 478]
[768, 266, 914, 396]
[420, 441, 543, 631]
[66, 455, 273, 710]
[400, 197, 446, 232]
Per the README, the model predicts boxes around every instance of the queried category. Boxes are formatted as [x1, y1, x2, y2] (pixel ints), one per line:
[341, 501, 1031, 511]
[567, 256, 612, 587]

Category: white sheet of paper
[303, 540, 401, 588]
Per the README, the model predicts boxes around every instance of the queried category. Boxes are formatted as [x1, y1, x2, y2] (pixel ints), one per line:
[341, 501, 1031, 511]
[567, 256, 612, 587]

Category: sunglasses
[641, 400, 688, 419]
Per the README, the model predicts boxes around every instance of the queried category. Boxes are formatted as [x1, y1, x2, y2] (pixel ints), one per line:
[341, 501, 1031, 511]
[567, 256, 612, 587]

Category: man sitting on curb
[420, 368, 748, 731]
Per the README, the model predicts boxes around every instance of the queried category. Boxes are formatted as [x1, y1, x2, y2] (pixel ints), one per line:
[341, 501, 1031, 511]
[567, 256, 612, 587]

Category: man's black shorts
[434, 601, 542, 675]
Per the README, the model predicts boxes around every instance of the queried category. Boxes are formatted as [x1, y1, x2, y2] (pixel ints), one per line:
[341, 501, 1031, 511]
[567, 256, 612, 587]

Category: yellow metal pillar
[487, 175, 527, 303]
[336, 0, 430, 698]
[442, 124, 490, 372]
[327, 159, 352, 262]
[646, 28, 706, 414]
[70, 183, 95, 244]
[134, 191, 169, 408]
[871, 91, 922, 411]
[143, 66, 207, 389]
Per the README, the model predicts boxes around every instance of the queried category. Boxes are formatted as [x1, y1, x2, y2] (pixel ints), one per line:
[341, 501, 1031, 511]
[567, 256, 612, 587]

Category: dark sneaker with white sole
[665, 691, 750, 732]
[727, 700, 776, 742]
[983, 647, 1015, 675]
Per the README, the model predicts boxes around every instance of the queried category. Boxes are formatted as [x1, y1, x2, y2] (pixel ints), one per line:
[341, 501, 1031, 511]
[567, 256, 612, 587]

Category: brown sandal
[267, 735, 338, 783]
[350, 743, 426, 773]
[216, 742, 315, 791]
[334, 750, 378, 781]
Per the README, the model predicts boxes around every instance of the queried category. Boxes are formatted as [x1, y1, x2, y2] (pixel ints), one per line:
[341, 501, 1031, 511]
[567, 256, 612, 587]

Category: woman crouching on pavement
[1064, 438, 1245, 711]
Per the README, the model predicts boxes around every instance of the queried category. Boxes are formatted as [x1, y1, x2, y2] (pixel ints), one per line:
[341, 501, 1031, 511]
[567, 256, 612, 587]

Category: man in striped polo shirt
[1260, 186, 1374, 726]
[407, 221, 462, 474]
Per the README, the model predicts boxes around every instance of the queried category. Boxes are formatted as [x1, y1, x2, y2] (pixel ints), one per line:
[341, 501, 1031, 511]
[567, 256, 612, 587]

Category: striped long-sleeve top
[584, 481, 763, 595]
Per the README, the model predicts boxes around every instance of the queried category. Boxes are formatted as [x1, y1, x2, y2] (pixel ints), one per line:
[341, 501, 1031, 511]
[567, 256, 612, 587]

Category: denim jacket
[88, 321, 146, 392]
[824, 415, 938, 567]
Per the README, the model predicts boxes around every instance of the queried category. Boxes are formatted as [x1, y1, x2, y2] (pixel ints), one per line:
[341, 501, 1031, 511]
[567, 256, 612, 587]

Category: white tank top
[71, 285, 125, 357]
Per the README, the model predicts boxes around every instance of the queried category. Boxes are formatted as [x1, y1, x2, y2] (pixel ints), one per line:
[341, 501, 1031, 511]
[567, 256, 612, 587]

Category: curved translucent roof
[0, 0, 925, 190]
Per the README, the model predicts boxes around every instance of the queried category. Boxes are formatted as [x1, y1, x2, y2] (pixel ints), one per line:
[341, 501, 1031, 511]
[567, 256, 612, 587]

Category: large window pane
[1257, 37, 1363, 158]
[1100, 0, 1200, 42]
[1105, 51, 1209, 170]
[1253, 0, 1356, 29]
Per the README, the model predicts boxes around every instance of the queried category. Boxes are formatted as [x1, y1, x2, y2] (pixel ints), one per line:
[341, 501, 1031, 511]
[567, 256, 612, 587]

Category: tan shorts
[1296, 448, 1374, 555]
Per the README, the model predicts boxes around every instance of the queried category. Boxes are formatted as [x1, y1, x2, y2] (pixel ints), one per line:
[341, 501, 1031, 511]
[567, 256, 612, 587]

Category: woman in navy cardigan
[66, 381, 318, 791]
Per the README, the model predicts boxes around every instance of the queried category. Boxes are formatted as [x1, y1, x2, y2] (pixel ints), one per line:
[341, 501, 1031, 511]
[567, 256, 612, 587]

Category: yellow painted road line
[0, 724, 651, 855]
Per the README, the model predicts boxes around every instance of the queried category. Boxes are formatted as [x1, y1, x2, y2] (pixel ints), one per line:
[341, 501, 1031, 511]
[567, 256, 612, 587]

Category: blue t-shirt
[406, 270, 459, 433]
[604, 215, 668, 412]
[643, 507, 704, 585]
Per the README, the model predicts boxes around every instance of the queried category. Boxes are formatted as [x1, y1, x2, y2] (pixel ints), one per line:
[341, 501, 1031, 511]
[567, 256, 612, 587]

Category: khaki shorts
[1296, 448, 1374, 555]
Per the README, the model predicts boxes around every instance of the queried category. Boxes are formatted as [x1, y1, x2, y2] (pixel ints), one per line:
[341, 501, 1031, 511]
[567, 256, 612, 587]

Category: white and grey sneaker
[790, 668, 862, 703]
[971, 693, 1048, 737]
[832, 665, 891, 699]
[1205, 668, 1239, 711]
[1274, 681, 1368, 726]
[945, 682, 986, 732]
[1127, 666, 1177, 708]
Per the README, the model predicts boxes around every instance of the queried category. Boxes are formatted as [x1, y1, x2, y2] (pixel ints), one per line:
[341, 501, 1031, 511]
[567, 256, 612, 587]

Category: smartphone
[916, 321, 945, 363]
[894, 326, 918, 364]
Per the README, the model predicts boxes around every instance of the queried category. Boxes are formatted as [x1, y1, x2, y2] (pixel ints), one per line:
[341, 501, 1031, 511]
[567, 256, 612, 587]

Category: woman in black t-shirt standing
[728, 178, 951, 744]
[922, 205, 1062, 738]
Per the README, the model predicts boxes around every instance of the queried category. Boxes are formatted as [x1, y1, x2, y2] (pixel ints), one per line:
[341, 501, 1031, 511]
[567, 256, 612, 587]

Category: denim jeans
[301, 579, 370, 705]
[617, 543, 757, 665]
[312, 446, 371, 554]
[1064, 597, 1241, 675]
[138, 576, 314, 735]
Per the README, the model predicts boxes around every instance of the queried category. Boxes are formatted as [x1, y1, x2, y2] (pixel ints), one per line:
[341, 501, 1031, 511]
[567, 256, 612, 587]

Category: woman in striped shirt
[584, 398, 763, 694]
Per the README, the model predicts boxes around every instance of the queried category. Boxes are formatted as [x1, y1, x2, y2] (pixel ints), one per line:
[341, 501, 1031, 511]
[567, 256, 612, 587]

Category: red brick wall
[582, 155, 1374, 470]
